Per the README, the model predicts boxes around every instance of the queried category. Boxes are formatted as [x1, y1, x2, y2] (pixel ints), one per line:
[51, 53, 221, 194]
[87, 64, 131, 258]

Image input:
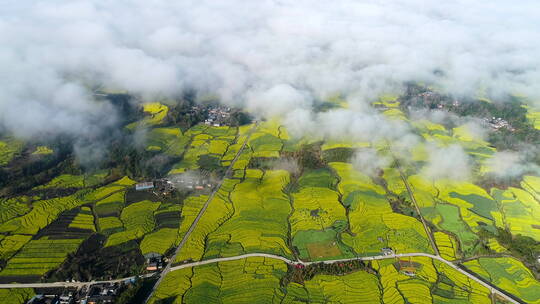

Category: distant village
[187, 104, 232, 127]
[482, 116, 515, 132]
[27, 253, 167, 304]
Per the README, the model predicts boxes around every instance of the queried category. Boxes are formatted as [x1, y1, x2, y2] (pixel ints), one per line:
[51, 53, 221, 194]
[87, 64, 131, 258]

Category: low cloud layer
[420, 144, 472, 181]
[484, 149, 540, 179]
[2, 0, 540, 138]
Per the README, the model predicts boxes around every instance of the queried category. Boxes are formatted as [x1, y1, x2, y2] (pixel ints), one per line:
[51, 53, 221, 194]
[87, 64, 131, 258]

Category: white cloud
[421, 144, 471, 181]
[1, 0, 540, 138]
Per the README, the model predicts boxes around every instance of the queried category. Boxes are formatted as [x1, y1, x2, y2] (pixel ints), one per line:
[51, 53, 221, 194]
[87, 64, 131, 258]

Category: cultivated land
[0, 96, 539, 304]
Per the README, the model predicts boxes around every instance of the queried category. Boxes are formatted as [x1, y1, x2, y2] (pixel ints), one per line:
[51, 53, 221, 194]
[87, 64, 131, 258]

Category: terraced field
[0, 239, 84, 278]
[150, 257, 286, 303]
[0, 235, 32, 260]
[68, 207, 95, 231]
[140, 228, 178, 255]
[247, 120, 285, 158]
[0, 197, 31, 224]
[145, 127, 189, 156]
[434, 231, 458, 260]
[408, 175, 486, 255]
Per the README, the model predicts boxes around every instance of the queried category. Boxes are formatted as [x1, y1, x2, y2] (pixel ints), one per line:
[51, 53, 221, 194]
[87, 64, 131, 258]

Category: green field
[140, 228, 178, 255]
[150, 257, 287, 303]
[464, 257, 540, 304]
[0, 138, 23, 166]
[492, 186, 540, 241]
[330, 162, 432, 255]
[202, 170, 292, 259]
[0, 288, 35, 304]
[151, 255, 493, 304]
[0, 235, 32, 260]
[168, 125, 238, 174]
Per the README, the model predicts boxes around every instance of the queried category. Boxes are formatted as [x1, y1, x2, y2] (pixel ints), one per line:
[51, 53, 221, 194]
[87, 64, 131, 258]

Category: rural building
[145, 252, 164, 271]
[381, 247, 394, 256]
[154, 179, 175, 195]
[397, 259, 418, 277]
[203, 105, 232, 126]
[135, 181, 154, 191]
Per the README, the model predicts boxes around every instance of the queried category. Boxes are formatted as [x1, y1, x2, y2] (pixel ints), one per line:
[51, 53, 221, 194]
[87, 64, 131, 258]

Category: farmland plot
[168, 125, 237, 174]
[150, 257, 286, 304]
[203, 170, 293, 259]
[330, 162, 432, 255]
[464, 257, 540, 304]
[0, 190, 91, 235]
[176, 180, 239, 262]
[0, 288, 35, 304]
[0, 239, 84, 278]
[290, 168, 351, 260]
[105, 200, 161, 247]
[300, 270, 381, 303]
[492, 186, 540, 241]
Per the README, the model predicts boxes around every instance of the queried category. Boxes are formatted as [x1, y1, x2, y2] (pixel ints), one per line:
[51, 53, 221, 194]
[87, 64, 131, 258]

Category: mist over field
[1, 0, 540, 180]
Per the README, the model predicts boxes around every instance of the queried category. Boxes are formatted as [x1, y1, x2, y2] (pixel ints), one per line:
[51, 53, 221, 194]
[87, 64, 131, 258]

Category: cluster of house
[27, 282, 126, 304]
[144, 252, 165, 272]
[417, 91, 462, 109]
[203, 106, 231, 127]
[483, 117, 515, 132]
[135, 179, 175, 195]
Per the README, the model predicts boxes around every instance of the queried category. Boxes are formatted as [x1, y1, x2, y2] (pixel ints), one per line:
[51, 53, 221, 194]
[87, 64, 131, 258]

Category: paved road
[0, 273, 155, 289]
[144, 123, 258, 303]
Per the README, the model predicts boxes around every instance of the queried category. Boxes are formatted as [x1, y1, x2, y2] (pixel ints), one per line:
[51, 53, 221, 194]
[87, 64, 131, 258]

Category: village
[135, 169, 215, 196]
[27, 280, 132, 304]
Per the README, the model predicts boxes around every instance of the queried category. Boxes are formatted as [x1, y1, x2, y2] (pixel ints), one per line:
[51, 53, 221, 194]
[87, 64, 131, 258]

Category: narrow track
[398, 168, 440, 256]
